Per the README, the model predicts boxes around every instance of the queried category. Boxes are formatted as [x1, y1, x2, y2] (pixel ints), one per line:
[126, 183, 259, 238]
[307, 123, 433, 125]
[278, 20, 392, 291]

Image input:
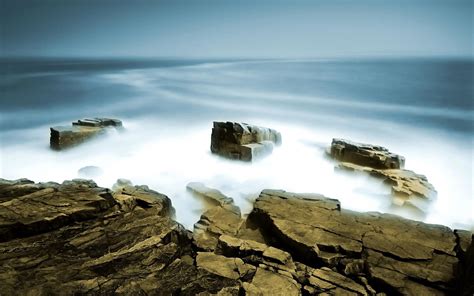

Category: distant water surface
[0, 57, 472, 229]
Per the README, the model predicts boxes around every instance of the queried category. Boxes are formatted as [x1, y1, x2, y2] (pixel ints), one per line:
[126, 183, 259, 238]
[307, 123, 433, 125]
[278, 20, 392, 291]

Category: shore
[0, 177, 472, 295]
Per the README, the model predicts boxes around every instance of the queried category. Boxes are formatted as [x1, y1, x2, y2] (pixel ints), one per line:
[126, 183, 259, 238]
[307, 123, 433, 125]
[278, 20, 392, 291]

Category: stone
[77, 165, 104, 178]
[337, 162, 437, 212]
[196, 252, 256, 281]
[190, 183, 244, 251]
[329, 138, 436, 213]
[187, 182, 240, 214]
[310, 267, 368, 295]
[248, 189, 460, 294]
[210, 121, 281, 161]
[1, 178, 472, 295]
[193, 204, 243, 251]
[50, 117, 123, 150]
[455, 229, 473, 255]
[329, 138, 405, 169]
[242, 267, 300, 296]
[216, 234, 295, 273]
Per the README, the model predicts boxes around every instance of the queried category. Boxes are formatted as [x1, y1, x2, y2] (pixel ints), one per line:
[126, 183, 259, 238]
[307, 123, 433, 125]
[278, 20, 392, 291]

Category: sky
[0, 0, 472, 58]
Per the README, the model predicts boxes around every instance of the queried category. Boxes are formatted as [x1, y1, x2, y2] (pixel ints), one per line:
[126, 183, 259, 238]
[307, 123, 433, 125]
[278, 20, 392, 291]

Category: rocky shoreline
[0, 119, 470, 294]
[0, 178, 472, 295]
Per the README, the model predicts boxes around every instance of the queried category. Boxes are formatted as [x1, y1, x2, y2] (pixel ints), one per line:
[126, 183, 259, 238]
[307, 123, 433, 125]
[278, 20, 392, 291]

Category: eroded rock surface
[1, 179, 472, 295]
[50, 117, 123, 150]
[211, 121, 282, 161]
[0, 178, 237, 295]
[329, 138, 437, 213]
[329, 138, 405, 169]
[248, 189, 470, 295]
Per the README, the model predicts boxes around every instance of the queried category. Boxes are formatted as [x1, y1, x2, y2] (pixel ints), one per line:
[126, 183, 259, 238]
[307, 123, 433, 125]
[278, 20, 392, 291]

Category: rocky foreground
[0, 178, 472, 295]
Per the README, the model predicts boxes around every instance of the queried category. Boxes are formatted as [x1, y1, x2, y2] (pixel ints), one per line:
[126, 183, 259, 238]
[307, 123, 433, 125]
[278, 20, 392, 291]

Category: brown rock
[50, 117, 123, 150]
[242, 267, 300, 296]
[196, 252, 256, 281]
[329, 138, 436, 213]
[210, 121, 281, 161]
[187, 182, 240, 214]
[337, 162, 437, 212]
[248, 189, 459, 294]
[0, 179, 237, 295]
[193, 204, 243, 251]
[329, 138, 405, 169]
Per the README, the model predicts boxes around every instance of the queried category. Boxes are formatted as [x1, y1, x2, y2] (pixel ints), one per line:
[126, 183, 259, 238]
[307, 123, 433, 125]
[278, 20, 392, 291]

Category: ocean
[0, 57, 472, 229]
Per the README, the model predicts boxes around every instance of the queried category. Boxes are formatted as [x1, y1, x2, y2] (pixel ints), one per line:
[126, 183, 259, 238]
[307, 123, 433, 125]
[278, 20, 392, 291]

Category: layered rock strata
[0, 179, 472, 295]
[50, 118, 123, 150]
[210, 121, 282, 161]
[329, 138, 437, 213]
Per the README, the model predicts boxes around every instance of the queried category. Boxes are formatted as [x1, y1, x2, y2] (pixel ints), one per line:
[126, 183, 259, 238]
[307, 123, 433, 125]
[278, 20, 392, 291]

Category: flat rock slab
[337, 162, 437, 212]
[329, 138, 405, 169]
[248, 189, 470, 295]
[50, 117, 123, 150]
[211, 121, 281, 161]
[329, 138, 436, 213]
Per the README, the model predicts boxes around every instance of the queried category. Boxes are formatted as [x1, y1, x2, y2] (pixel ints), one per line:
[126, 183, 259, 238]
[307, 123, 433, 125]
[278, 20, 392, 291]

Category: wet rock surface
[50, 118, 123, 150]
[329, 138, 437, 214]
[210, 121, 282, 161]
[0, 179, 472, 295]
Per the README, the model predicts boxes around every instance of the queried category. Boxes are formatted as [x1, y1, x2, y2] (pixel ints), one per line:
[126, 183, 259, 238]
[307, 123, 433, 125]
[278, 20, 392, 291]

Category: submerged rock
[337, 162, 437, 212]
[187, 181, 240, 214]
[329, 138, 436, 213]
[329, 138, 405, 169]
[77, 165, 104, 178]
[50, 117, 123, 150]
[210, 121, 282, 161]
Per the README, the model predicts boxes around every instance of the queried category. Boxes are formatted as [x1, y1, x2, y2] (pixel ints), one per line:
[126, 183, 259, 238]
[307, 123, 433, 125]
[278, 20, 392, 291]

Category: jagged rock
[242, 267, 301, 295]
[193, 204, 243, 251]
[216, 234, 296, 274]
[112, 178, 134, 191]
[196, 252, 256, 281]
[78, 165, 104, 178]
[210, 121, 282, 161]
[329, 138, 436, 213]
[0, 179, 237, 295]
[455, 229, 473, 255]
[50, 117, 123, 150]
[455, 233, 474, 296]
[1, 178, 472, 295]
[309, 267, 368, 295]
[191, 183, 244, 251]
[337, 162, 437, 212]
[187, 182, 240, 214]
[329, 138, 405, 169]
[0, 178, 116, 242]
[248, 189, 460, 294]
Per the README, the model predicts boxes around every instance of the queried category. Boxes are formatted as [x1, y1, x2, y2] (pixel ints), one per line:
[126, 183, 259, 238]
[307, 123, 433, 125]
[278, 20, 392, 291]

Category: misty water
[0, 57, 472, 230]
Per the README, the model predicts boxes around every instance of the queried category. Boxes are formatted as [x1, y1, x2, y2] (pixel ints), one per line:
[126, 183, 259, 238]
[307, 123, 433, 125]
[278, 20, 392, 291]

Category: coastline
[0, 177, 472, 295]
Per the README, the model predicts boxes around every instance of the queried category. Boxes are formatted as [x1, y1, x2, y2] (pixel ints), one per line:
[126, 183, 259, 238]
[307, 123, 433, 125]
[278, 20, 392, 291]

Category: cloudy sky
[1, 0, 472, 58]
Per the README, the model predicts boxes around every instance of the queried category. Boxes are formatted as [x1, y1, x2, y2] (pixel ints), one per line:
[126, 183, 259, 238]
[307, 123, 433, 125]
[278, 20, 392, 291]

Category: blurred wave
[0, 57, 472, 229]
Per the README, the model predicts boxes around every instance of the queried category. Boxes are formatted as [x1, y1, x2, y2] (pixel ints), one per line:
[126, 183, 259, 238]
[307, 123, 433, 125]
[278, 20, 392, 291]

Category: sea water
[0, 57, 472, 229]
